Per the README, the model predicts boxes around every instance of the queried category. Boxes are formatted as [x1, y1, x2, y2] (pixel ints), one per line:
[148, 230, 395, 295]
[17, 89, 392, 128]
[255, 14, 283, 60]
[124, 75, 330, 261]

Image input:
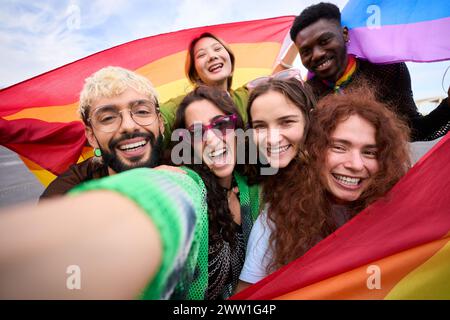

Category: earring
[94, 148, 102, 157]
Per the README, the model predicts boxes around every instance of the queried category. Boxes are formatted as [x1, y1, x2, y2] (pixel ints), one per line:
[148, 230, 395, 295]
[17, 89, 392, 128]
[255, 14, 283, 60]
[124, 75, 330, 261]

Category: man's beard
[100, 131, 163, 173]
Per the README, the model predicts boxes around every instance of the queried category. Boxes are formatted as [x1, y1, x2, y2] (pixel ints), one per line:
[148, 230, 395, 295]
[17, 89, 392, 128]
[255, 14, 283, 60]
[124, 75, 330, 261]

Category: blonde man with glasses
[40, 66, 165, 199]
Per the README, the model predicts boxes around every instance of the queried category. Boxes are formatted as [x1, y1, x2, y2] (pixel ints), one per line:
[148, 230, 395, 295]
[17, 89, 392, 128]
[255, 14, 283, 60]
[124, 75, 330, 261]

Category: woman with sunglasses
[170, 85, 260, 299]
[160, 32, 298, 144]
[237, 87, 411, 291]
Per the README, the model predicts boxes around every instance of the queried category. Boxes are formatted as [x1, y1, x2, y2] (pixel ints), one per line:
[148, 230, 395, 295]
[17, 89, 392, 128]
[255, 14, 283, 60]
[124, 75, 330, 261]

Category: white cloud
[407, 61, 450, 100]
[171, 0, 237, 30]
[1, 1, 352, 88]
[169, 0, 349, 32]
[1, 0, 446, 103]
[0, 3, 83, 86]
[0, 0, 133, 88]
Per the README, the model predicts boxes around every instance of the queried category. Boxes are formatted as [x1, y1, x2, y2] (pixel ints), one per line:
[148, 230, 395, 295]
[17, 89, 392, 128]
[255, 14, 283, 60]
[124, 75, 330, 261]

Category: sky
[0, 0, 449, 104]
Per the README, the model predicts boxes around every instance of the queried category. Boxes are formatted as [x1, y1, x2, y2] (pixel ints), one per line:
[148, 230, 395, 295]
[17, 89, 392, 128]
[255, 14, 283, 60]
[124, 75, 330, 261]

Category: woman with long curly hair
[238, 87, 411, 289]
[171, 85, 260, 299]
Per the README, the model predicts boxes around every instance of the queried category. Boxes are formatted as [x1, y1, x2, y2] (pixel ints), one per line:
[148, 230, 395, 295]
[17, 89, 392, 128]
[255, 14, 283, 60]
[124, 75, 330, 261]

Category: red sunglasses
[187, 113, 237, 141]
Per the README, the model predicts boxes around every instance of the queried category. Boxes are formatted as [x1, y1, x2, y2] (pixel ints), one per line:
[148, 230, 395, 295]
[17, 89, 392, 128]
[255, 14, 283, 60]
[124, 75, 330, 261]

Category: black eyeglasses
[88, 102, 159, 133]
[187, 114, 237, 141]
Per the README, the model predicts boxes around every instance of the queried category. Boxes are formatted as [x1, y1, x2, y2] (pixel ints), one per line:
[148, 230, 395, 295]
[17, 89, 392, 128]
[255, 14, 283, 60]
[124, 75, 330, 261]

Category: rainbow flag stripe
[343, 0, 450, 63]
[232, 132, 450, 300]
[0, 16, 294, 186]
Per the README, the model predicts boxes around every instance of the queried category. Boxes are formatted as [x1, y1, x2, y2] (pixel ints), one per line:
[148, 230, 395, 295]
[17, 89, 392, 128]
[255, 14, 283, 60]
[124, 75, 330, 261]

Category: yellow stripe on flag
[20, 156, 57, 186]
[386, 237, 450, 299]
[275, 237, 448, 300]
[20, 147, 93, 187]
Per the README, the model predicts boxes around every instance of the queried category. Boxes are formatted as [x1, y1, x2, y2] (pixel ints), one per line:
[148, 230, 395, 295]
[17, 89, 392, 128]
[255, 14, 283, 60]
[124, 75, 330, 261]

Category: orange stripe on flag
[5, 103, 79, 123]
[386, 236, 450, 299]
[20, 156, 57, 187]
[0, 16, 294, 184]
[20, 147, 94, 187]
[231, 133, 450, 300]
[4, 42, 282, 123]
[275, 237, 449, 300]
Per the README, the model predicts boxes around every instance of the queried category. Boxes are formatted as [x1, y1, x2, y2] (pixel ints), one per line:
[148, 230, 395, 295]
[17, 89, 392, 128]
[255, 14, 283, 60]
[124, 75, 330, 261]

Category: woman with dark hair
[160, 32, 297, 144]
[0, 89, 414, 300]
[171, 85, 260, 299]
[238, 87, 411, 289]
[185, 32, 236, 92]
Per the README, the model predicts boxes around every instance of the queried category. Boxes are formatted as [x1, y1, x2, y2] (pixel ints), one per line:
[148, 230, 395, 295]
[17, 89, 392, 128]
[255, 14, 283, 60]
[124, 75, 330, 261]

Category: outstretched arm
[0, 168, 203, 299]
[272, 42, 299, 74]
[388, 63, 450, 141]
[0, 190, 162, 299]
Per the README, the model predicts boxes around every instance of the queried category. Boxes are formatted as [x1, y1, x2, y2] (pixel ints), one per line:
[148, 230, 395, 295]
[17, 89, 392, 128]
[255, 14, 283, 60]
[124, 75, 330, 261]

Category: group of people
[1, 2, 449, 299]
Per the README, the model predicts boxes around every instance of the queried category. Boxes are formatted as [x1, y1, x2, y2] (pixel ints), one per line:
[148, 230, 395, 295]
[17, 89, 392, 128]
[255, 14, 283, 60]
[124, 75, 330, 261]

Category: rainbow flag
[343, 0, 450, 63]
[232, 132, 450, 300]
[0, 16, 294, 187]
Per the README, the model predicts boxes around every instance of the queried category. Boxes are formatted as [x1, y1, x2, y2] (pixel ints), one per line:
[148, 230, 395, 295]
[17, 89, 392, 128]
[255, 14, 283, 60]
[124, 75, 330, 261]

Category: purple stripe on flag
[348, 17, 450, 64]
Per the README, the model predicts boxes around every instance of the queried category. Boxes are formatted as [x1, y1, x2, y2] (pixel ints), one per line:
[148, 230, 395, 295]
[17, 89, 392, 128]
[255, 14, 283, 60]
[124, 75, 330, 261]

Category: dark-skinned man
[291, 2, 450, 141]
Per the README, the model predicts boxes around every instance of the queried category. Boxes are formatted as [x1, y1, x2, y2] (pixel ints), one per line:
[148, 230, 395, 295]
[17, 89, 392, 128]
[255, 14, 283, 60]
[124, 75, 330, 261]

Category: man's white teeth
[268, 145, 290, 154]
[209, 148, 227, 158]
[119, 140, 147, 151]
[334, 174, 361, 186]
[209, 63, 223, 72]
[317, 59, 332, 70]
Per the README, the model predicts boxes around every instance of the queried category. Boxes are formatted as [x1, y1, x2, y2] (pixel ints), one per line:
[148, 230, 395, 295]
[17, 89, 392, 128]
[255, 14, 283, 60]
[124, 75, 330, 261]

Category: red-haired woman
[238, 87, 411, 290]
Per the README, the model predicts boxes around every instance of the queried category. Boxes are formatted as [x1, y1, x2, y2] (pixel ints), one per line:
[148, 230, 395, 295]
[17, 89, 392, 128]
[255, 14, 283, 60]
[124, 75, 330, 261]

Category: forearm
[235, 280, 252, 294]
[410, 97, 450, 141]
[389, 63, 450, 141]
[272, 43, 298, 74]
[0, 191, 162, 299]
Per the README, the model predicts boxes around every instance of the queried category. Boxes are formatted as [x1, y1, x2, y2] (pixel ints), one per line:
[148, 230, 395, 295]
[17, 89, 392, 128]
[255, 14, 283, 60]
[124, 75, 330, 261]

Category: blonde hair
[78, 66, 159, 125]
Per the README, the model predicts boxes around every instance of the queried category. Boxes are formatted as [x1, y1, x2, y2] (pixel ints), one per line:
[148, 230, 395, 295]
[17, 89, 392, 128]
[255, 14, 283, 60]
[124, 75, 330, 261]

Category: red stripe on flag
[0, 16, 294, 115]
[0, 117, 86, 175]
[232, 132, 450, 300]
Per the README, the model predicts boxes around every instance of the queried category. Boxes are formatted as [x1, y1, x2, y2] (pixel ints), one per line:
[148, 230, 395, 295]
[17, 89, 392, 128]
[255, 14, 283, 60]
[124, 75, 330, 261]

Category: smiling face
[322, 114, 379, 204]
[184, 99, 236, 187]
[295, 19, 348, 82]
[251, 90, 307, 169]
[193, 37, 233, 91]
[85, 87, 164, 175]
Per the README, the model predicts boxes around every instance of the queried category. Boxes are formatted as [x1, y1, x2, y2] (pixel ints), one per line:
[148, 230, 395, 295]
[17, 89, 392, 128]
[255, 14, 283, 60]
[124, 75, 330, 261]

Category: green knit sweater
[70, 167, 260, 299]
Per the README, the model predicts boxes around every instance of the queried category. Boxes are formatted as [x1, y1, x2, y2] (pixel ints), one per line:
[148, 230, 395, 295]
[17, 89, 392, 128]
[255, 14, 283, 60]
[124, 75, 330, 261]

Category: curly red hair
[266, 87, 411, 272]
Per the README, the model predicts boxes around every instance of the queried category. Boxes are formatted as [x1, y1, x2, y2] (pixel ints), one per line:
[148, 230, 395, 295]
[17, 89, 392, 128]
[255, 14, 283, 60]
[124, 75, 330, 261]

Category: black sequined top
[206, 178, 246, 300]
[307, 59, 450, 141]
[206, 223, 245, 300]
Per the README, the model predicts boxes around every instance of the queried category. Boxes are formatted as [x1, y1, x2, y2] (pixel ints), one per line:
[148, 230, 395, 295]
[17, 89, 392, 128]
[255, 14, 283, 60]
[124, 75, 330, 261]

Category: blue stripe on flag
[342, 0, 450, 28]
